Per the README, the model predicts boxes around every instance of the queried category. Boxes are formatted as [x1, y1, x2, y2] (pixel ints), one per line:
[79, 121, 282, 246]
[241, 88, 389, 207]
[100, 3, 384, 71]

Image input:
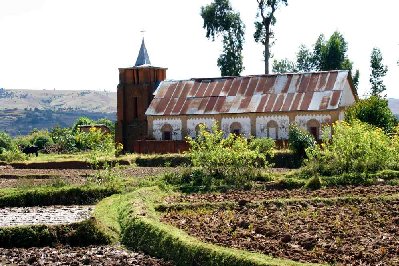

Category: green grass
[0, 185, 120, 207]
[0, 218, 110, 248]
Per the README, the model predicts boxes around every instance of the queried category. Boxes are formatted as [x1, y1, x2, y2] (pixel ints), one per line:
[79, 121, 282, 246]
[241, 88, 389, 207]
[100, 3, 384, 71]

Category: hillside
[388, 98, 399, 118]
[0, 88, 116, 113]
[0, 89, 116, 136]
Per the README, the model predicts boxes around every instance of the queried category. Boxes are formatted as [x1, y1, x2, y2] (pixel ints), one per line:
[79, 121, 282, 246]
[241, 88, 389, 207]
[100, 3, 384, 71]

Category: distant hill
[388, 98, 399, 118]
[0, 88, 116, 113]
[0, 88, 116, 136]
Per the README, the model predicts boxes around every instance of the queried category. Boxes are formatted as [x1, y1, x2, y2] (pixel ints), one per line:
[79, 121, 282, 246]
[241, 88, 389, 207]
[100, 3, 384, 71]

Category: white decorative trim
[221, 116, 251, 138]
[186, 118, 216, 138]
[295, 114, 332, 139]
[152, 118, 182, 140]
[256, 115, 289, 140]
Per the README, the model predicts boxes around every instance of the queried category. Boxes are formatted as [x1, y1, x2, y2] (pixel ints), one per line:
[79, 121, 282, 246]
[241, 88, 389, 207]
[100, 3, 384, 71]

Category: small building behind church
[116, 38, 358, 153]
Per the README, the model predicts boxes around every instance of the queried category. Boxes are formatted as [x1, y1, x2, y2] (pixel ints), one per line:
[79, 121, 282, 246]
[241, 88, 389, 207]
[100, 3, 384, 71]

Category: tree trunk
[264, 26, 270, 74]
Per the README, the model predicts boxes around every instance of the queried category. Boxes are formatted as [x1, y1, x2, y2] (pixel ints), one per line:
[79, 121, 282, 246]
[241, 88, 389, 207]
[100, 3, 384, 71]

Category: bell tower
[116, 38, 167, 152]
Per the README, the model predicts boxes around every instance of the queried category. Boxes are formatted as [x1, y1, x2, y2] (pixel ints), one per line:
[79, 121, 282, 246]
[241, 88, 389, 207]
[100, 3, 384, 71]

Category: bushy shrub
[248, 137, 275, 156]
[30, 130, 53, 150]
[184, 123, 269, 188]
[50, 126, 77, 153]
[75, 127, 115, 153]
[0, 131, 27, 162]
[345, 96, 397, 134]
[0, 132, 13, 152]
[306, 120, 392, 175]
[288, 123, 315, 157]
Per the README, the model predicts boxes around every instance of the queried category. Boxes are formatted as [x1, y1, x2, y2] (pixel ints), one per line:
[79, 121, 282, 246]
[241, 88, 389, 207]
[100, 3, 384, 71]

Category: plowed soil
[162, 186, 399, 265]
[166, 184, 399, 204]
[0, 245, 173, 265]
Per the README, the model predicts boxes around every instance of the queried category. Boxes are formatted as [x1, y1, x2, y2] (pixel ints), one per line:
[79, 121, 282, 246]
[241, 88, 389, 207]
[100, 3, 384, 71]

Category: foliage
[29, 129, 54, 150]
[75, 127, 115, 153]
[0, 131, 14, 152]
[305, 120, 393, 176]
[248, 137, 275, 157]
[185, 123, 269, 188]
[0, 131, 27, 162]
[352, 69, 360, 90]
[296, 44, 316, 72]
[272, 58, 297, 73]
[254, 0, 288, 74]
[288, 123, 315, 157]
[369, 47, 388, 96]
[0, 219, 110, 248]
[50, 126, 77, 153]
[345, 96, 397, 134]
[201, 0, 245, 76]
[0, 185, 120, 207]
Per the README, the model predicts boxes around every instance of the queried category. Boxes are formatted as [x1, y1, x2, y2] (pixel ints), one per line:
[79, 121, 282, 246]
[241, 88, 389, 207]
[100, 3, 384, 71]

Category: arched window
[267, 120, 278, 139]
[230, 122, 242, 136]
[161, 124, 173, 140]
[307, 119, 320, 140]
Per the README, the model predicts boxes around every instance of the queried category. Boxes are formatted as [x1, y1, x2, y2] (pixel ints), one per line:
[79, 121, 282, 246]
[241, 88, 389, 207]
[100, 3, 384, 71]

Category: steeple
[135, 38, 151, 66]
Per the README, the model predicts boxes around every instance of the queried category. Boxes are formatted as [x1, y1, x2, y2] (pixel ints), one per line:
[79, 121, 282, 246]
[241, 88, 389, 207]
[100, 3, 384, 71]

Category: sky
[0, 0, 398, 99]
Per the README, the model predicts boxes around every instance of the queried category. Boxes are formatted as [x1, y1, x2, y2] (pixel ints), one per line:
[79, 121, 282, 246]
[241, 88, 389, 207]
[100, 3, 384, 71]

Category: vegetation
[288, 123, 315, 157]
[305, 120, 398, 176]
[272, 31, 359, 88]
[201, 0, 245, 76]
[370, 47, 388, 97]
[0, 219, 110, 248]
[165, 123, 271, 190]
[345, 96, 397, 134]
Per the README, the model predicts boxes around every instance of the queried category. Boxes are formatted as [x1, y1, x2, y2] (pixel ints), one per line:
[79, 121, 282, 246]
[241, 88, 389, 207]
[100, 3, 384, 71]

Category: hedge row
[113, 187, 316, 266]
[0, 186, 120, 207]
[0, 218, 110, 248]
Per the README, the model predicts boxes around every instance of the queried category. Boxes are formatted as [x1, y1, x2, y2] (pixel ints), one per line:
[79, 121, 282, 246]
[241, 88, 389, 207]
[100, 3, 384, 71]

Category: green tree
[370, 47, 388, 97]
[272, 58, 297, 73]
[0, 132, 14, 153]
[201, 0, 245, 76]
[254, 0, 288, 74]
[345, 96, 397, 134]
[352, 69, 360, 90]
[296, 44, 316, 72]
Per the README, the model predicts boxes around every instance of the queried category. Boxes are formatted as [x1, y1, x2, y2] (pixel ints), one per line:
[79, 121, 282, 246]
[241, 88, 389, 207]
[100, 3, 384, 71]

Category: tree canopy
[201, 0, 245, 76]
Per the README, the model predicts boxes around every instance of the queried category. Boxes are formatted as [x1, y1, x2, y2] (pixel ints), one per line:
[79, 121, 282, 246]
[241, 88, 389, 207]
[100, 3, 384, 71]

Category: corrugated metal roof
[146, 70, 352, 116]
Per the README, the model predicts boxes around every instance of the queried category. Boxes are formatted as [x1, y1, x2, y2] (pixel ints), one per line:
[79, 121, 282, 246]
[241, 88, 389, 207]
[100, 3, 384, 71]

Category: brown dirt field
[162, 186, 399, 265]
[165, 184, 399, 204]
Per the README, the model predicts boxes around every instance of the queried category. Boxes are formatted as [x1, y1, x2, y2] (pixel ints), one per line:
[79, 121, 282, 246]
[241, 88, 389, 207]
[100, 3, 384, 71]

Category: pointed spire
[135, 37, 151, 66]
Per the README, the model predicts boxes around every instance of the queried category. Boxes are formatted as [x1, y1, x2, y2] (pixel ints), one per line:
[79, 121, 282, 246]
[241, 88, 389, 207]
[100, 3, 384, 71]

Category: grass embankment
[0, 185, 120, 207]
[0, 218, 110, 248]
[94, 186, 320, 266]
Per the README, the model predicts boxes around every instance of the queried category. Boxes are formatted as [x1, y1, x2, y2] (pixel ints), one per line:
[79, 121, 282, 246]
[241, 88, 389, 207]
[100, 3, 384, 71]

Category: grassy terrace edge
[94, 187, 323, 266]
[0, 185, 120, 207]
[0, 218, 110, 248]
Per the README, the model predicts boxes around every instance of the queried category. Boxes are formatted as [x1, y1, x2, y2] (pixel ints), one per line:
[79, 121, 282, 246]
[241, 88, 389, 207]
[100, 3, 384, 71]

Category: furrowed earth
[161, 184, 399, 265]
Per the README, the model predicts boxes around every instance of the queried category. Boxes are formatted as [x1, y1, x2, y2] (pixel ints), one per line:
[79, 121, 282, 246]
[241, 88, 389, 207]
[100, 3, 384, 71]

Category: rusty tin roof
[146, 70, 355, 116]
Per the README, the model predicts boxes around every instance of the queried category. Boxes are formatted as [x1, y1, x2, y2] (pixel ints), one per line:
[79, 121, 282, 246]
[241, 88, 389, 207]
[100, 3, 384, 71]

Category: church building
[116, 39, 358, 153]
